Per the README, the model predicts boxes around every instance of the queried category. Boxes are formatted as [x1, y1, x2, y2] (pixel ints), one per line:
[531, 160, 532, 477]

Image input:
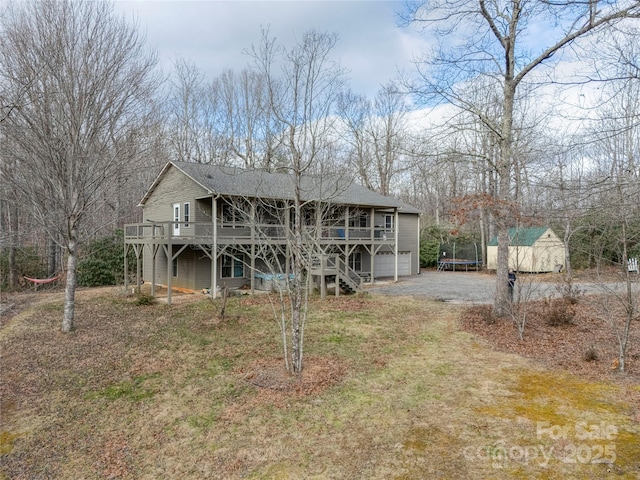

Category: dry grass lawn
[1, 287, 639, 479]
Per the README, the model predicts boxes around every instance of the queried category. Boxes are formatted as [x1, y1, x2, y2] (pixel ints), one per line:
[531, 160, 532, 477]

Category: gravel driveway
[364, 270, 626, 304]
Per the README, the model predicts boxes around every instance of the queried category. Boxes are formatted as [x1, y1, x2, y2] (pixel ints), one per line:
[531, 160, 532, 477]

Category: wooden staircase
[311, 254, 364, 296]
[336, 256, 362, 294]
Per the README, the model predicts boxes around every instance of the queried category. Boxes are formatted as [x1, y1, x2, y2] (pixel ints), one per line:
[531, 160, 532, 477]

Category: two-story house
[124, 161, 421, 303]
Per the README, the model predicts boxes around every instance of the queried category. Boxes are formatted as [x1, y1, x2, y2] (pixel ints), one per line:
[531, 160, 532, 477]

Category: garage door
[374, 252, 411, 277]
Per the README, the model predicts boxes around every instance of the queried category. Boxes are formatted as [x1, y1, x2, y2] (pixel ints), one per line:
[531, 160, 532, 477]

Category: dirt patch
[240, 356, 347, 398]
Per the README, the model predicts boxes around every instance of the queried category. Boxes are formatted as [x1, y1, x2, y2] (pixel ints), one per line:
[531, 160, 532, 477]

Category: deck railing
[124, 221, 394, 244]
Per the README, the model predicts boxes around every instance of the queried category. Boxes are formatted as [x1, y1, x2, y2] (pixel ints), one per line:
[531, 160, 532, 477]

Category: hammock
[24, 274, 61, 285]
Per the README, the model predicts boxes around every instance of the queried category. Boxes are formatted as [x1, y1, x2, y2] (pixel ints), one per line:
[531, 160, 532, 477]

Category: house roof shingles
[143, 161, 421, 213]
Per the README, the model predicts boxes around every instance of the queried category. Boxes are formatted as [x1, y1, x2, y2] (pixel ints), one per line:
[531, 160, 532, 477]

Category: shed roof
[140, 161, 421, 213]
[487, 227, 557, 247]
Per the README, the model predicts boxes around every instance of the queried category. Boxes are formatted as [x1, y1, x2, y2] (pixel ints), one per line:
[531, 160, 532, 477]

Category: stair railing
[336, 256, 362, 292]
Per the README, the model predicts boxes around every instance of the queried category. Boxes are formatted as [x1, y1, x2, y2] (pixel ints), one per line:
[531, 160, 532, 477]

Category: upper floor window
[173, 203, 180, 236]
[221, 202, 244, 226]
[384, 214, 394, 230]
[349, 212, 368, 228]
[184, 202, 190, 228]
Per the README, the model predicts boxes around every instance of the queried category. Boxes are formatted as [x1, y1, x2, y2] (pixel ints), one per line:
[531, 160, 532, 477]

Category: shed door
[173, 203, 180, 236]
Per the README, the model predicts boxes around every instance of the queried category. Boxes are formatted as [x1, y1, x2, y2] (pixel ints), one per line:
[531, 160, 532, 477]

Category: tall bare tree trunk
[494, 78, 516, 317]
[8, 203, 19, 289]
[563, 218, 572, 279]
[48, 236, 57, 278]
[62, 221, 78, 333]
[290, 176, 305, 373]
[252, 27, 344, 374]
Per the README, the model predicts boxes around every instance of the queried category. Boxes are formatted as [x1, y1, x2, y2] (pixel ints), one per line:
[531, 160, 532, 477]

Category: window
[303, 209, 315, 226]
[222, 203, 232, 223]
[221, 202, 244, 226]
[172, 257, 178, 277]
[221, 254, 244, 278]
[384, 214, 394, 230]
[173, 203, 180, 236]
[349, 252, 362, 271]
[184, 202, 190, 228]
[348, 212, 368, 228]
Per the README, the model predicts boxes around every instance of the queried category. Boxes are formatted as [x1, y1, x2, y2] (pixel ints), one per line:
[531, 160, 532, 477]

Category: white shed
[486, 227, 565, 273]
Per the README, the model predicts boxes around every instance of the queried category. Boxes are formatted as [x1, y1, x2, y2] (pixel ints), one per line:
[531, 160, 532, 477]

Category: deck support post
[124, 242, 129, 291]
[151, 244, 157, 297]
[394, 208, 399, 282]
[167, 225, 172, 305]
[212, 196, 218, 300]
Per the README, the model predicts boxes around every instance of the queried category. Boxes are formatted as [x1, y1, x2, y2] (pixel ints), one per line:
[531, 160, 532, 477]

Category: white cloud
[115, 0, 426, 98]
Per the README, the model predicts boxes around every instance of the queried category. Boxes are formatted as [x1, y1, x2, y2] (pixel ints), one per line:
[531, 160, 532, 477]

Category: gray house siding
[144, 246, 199, 291]
[143, 167, 209, 224]
[177, 249, 197, 290]
[142, 249, 157, 287]
[142, 167, 212, 289]
[146, 250, 254, 292]
[398, 213, 420, 275]
[147, 250, 251, 291]
[195, 198, 212, 223]
[195, 253, 211, 291]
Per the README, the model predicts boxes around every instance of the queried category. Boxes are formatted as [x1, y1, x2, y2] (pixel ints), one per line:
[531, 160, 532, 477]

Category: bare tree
[165, 57, 209, 163]
[164, 57, 234, 165]
[585, 45, 640, 372]
[0, 0, 159, 332]
[337, 89, 375, 190]
[589, 182, 640, 373]
[538, 138, 593, 278]
[402, 0, 640, 316]
[338, 82, 411, 196]
[250, 27, 346, 373]
[222, 182, 349, 374]
[213, 68, 286, 170]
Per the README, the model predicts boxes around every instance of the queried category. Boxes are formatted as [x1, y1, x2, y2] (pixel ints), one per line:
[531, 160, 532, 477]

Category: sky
[114, 1, 429, 99]
[110, 0, 609, 133]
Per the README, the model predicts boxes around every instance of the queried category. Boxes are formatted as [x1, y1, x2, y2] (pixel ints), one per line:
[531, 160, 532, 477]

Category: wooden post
[124, 242, 129, 291]
[167, 222, 172, 305]
[150, 224, 157, 297]
[136, 245, 141, 292]
[416, 213, 421, 275]
[151, 244, 157, 297]
[394, 208, 399, 282]
[370, 207, 375, 282]
[344, 206, 350, 286]
[251, 200, 256, 295]
[212, 196, 218, 300]
[320, 256, 326, 299]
